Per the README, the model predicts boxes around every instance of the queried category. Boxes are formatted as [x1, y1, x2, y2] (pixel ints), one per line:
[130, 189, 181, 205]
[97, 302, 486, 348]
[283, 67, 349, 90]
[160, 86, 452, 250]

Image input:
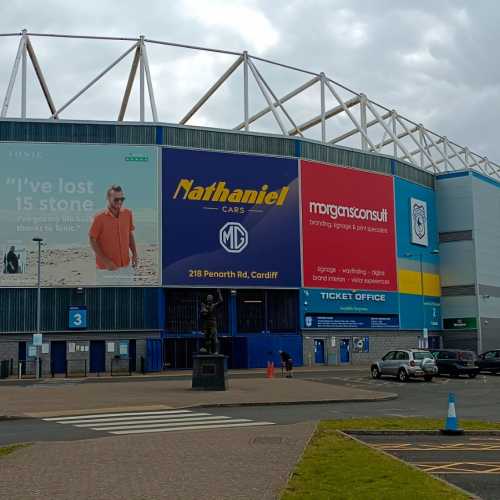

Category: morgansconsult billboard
[0, 143, 160, 287]
[162, 148, 301, 287]
[301, 160, 397, 291]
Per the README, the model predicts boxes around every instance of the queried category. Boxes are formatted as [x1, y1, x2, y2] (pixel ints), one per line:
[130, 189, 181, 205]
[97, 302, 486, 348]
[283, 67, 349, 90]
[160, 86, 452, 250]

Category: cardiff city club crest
[410, 198, 428, 246]
[412, 204, 426, 240]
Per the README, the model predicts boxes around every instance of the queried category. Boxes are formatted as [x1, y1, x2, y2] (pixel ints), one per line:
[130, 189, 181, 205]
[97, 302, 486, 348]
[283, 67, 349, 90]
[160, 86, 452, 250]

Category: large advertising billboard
[0, 143, 159, 287]
[162, 148, 300, 287]
[301, 160, 397, 291]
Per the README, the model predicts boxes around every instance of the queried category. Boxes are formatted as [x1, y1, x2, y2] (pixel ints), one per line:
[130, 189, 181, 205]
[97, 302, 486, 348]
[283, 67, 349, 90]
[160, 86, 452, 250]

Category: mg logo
[219, 222, 248, 253]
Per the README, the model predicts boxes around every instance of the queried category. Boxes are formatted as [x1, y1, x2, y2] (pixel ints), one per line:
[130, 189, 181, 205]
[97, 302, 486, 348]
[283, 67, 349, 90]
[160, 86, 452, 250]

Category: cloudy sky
[0, 0, 498, 167]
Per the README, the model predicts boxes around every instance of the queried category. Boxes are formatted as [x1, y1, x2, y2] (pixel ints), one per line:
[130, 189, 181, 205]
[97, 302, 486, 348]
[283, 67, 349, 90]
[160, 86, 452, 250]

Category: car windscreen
[413, 352, 433, 360]
[458, 351, 475, 360]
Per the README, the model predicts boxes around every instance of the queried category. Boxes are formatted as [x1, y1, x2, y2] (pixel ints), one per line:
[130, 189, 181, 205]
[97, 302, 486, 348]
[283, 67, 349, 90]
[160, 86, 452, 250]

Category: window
[383, 351, 395, 361]
[484, 351, 497, 359]
[236, 289, 298, 333]
[165, 289, 229, 334]
[395, 351, 409, 361]
[237, 290, 266, 333]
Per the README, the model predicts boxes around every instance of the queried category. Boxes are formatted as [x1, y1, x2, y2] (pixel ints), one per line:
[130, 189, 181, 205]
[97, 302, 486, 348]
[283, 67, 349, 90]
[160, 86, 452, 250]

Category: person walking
[279, 350, 293, 378]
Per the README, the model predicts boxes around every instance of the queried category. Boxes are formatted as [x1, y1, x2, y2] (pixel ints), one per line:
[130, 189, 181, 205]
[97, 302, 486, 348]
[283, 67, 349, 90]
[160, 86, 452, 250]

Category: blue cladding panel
[399, 293, 441, 330]
[244, 334, 303, 369]
[395, 177, 439, 263]
[146, 338, 163, 372]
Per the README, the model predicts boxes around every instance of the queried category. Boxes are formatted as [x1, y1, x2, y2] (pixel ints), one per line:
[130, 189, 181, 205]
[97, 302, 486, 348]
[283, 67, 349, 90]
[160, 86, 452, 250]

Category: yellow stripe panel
[398, 269, 441, 297]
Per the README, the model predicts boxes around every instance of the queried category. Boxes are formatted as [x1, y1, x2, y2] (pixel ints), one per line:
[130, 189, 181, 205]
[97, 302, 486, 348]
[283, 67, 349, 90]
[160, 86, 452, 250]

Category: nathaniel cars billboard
[301, 160, 397, 291]
[0, 143, 160, 287]
[162, 148, 300, 287]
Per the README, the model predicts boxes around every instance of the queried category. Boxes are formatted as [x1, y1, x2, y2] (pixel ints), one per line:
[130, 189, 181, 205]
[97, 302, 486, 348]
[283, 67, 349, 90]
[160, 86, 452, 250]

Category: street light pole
[405, 249, 439, 349]
[33, 237, 43, 378]
[419, 252, 428, 349]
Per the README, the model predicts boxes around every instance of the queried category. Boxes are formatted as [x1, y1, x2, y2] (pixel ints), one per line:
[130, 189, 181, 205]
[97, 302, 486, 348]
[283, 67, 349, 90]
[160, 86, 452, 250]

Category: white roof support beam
[320, 73, 326, 143]
[233, 75, 319, 131]
[393, 116, 436, 170]
[1, 33, 25, 117]
[51, 42, 138, 119]
[21, 29, 27, 118]
[25, 37, 57, 116]
[250, 59, 304, 137]
[293, 96, 359, 137]
[141, 40, 158, 122]
[331, 111, 390, 145]
[246, 57, 288, 135]
[243, 51, 249, 131]
[365, 100, 415, 165]
[371, 121, 418, 152]
[118, 46, 141, 122]
[324, 83, 376, 149]
[180, 54, 243, 125]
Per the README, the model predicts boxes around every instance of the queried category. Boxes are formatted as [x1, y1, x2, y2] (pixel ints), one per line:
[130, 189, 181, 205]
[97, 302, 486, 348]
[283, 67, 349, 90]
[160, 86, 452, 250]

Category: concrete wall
[0, 332, 156, 377]
[302, 331, 420, 366]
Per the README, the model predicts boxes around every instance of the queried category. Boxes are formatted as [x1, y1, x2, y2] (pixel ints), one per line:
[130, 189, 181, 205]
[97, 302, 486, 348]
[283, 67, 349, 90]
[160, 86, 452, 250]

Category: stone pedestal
[192, 354, 228, 391]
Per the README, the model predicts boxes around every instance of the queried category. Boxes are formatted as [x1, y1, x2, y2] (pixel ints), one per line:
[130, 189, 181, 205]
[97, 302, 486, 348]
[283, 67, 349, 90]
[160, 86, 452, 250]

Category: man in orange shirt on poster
[89, 185, 138, 284]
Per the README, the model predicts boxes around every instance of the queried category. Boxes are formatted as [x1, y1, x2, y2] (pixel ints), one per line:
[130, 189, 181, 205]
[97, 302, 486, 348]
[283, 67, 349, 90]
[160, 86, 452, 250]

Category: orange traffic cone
[266, 361, 274, 378]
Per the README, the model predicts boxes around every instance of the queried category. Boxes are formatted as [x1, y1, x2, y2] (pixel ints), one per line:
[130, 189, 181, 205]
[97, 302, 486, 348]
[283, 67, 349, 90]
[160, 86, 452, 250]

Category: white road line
[56, 412, 210, 425]
[76, 416, 233, 429]
[89, 418, 251, 431]
[43, 410, 190, 421]
[110, 421, 275, 435]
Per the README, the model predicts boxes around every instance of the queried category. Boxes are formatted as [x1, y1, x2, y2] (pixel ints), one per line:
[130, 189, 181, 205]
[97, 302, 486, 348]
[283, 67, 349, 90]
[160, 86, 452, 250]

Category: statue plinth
[192, 354, 228, 391]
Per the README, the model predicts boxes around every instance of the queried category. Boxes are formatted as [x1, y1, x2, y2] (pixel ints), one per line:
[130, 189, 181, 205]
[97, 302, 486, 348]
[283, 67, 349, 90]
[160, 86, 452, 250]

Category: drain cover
[251, 436, 284, 445]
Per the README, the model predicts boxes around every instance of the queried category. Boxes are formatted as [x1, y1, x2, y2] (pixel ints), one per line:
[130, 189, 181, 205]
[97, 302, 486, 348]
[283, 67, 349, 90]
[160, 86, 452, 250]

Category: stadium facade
[0, 118, 497, 375]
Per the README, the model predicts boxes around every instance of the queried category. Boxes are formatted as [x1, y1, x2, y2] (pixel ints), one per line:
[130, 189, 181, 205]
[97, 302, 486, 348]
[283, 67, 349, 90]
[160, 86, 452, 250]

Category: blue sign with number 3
[69, 306, 87, 329]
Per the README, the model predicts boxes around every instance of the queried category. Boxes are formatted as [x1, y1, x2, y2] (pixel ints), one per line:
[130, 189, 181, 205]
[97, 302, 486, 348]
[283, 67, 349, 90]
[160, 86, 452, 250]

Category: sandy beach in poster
[0, 244, 159, 287]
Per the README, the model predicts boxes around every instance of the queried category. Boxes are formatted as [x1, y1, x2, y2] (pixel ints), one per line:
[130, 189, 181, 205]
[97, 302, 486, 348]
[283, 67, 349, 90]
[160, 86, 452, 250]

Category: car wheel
[468, 372, 477, 379]
[371, 366, 381, 379]
[398, 369, 408, 383]
[424, 375, 433, 382]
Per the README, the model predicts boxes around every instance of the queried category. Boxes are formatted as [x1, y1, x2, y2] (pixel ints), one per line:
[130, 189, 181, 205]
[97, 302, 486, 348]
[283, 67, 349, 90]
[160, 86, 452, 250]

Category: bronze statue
[200, 290, 223, 354]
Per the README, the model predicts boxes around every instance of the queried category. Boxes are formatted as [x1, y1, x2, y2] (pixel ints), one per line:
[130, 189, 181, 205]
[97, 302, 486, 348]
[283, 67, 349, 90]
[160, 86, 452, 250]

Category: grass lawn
[280, 417, 500, 500]
[0, 443, 30, 458]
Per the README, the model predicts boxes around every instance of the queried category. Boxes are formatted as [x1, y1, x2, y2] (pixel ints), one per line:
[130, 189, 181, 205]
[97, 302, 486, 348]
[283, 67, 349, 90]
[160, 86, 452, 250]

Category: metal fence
[65, 359, 87, 378]
[18, 359, 38, 378]
[111, 357, 132, 376]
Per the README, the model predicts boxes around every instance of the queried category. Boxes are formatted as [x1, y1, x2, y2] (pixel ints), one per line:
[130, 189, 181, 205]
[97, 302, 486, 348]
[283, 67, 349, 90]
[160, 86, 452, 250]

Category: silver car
[371, 349, 438, 382]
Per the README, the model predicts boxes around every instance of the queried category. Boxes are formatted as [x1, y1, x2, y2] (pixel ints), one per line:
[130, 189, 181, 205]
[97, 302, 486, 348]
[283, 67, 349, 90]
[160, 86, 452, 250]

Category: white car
[371, 349, 438, 382]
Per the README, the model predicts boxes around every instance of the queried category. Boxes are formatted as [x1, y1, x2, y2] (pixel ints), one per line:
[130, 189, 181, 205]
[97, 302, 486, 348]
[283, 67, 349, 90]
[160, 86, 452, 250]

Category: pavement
[351, 432, 500, 500]
[0, 420, 317, 500]
[0, 370, 396, 418]
[2, 368, 500, 499]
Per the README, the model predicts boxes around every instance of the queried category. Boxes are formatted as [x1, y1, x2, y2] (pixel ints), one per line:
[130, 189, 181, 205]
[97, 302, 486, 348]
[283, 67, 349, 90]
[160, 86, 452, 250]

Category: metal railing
[65, 359, 87, 378]
[111, 357, 132, 376]
[18, 359, 38, 379]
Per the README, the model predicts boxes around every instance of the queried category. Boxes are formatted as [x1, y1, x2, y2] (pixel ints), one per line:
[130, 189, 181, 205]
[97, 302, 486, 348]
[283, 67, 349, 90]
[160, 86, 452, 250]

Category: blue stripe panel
[399, 293, 441, 331]
[156, 126, 164, 145]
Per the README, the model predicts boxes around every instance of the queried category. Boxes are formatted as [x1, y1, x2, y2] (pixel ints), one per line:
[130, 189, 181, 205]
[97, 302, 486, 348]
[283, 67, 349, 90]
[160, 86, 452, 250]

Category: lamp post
[405, 249, 439, 348]
[32, 237, 43, 378]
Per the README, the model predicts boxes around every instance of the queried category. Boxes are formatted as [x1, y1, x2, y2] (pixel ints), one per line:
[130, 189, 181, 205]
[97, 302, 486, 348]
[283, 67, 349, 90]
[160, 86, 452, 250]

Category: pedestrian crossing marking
[110, 421, 275, 435]
[61, 412, 211, 425]
[43, 410, 190, 421]
[43, 409, 275, 435]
